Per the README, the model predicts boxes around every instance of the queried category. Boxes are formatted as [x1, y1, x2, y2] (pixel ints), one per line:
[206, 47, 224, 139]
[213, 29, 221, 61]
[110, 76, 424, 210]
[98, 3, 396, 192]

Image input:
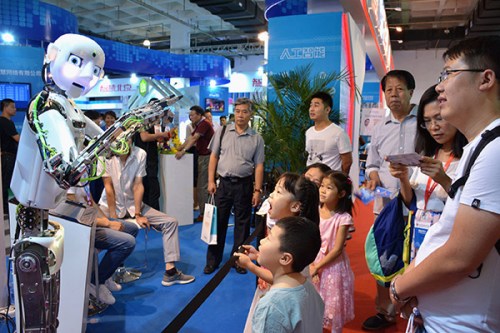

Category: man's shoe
[162, 270, 195, 286]
[89, 283, 115, 305]
[203, 264, 218, 274]
[105, 277, 122, 292]
[362, 313, 395, 331]
[233, 265, 247, 274]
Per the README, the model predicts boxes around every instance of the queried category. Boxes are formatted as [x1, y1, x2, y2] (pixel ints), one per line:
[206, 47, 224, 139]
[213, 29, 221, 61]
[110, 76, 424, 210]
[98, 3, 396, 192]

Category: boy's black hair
[310, 91, 333, 109]
[443, 36, 500, 96]
[381, 70, 416, 91]
[220, 115, 227, 120]
[1, 98, 15, 111]
[279, 173, 320, 225]
[190, 105, 204, 115]
[415, 85, 467, 158]
[276, 216, 321, 273]
[84, 110, 102, 121]
[322, 171, 353, 215]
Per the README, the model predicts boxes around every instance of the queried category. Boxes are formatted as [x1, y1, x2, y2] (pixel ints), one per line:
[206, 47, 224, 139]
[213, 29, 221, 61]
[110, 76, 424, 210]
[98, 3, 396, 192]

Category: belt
[219, 175, 252, 183]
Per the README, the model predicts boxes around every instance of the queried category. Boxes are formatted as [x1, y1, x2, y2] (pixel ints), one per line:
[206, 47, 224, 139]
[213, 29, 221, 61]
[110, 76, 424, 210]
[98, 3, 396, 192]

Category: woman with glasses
[389, 84, 467, 259]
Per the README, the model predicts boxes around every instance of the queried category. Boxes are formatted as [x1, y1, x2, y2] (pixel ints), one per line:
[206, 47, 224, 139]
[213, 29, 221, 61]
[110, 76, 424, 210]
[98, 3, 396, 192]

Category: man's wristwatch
[135, 212, 143, 218]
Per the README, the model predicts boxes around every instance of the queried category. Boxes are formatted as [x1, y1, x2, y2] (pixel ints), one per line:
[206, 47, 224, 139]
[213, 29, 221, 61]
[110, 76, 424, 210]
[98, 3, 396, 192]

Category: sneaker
[362, 313, 395, 331]
[105, 278, 122, 292]
[89, 283, 115, 305]
[161, 270, 195, 286]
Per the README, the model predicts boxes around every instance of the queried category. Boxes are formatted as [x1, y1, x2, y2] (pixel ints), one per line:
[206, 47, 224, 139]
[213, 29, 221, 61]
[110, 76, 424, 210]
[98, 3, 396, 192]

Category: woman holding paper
[389, 84, 467, 260]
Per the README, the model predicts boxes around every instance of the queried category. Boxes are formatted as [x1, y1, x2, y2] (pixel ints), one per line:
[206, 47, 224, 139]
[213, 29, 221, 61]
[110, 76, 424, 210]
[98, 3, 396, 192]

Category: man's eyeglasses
[438, 69, 485, 83]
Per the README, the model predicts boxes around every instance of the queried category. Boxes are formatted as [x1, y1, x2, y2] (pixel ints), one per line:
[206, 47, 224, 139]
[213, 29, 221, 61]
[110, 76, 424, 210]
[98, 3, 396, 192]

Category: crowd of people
[1, 35, 498, 332]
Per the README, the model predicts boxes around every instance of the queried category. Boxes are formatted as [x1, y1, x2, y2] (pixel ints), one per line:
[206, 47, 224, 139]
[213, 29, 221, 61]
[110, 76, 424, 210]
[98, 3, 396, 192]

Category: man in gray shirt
[363, 70, 418, 331]
[204, 98, 265, 275]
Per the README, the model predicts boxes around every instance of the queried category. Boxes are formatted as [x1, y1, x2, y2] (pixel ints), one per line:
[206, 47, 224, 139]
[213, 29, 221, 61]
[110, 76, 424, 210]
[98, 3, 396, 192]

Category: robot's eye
[68, 54, 83, 67]
[93, 66, 101, 76]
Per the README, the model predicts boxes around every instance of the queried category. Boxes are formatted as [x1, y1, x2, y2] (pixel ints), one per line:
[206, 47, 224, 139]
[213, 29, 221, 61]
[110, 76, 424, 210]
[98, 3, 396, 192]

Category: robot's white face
[48, 34, 105, 98]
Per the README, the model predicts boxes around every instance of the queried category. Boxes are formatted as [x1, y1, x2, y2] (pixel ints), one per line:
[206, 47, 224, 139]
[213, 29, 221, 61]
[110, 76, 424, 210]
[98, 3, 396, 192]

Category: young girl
[236, 172, 320, 333]
[310, 171, 355, 333]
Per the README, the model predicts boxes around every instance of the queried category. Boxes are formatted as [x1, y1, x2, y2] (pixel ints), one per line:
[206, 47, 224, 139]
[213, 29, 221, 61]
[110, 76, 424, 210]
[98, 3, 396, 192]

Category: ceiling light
[386, 7, 402, 12]
[258, 31, 269, 42]
[143, 39, 151, 47]
[1, 33, 14, 43]
[395, 27, 403, 32]
[397, 40, 403, 44]
[130, 73, 138, 84]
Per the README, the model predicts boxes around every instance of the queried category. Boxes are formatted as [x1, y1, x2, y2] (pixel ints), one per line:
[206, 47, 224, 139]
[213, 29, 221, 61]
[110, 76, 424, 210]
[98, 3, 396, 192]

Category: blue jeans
[92, 220, 139, 284]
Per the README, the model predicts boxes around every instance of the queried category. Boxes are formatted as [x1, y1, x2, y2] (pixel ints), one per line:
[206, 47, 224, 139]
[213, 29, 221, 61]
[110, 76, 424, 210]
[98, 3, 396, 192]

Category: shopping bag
[201, 195, 217, 245]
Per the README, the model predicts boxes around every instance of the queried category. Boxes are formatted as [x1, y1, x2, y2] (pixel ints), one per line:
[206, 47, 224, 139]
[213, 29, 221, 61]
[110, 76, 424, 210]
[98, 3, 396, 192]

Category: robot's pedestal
[9, 201, 96, 333]
[51, 201, 96, 333]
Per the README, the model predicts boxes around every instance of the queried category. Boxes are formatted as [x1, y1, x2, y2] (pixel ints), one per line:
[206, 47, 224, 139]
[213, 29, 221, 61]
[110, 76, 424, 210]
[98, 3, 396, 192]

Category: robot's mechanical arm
[63, 95, 182, 188]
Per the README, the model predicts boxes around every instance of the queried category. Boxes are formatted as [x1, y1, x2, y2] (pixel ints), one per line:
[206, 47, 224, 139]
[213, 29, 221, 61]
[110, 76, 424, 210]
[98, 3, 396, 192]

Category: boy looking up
[250, 216, 324, 333]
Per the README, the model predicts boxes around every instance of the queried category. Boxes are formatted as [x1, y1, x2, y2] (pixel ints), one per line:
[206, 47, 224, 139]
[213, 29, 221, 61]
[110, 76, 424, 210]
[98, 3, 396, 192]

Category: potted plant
[253, 64, 352, 187]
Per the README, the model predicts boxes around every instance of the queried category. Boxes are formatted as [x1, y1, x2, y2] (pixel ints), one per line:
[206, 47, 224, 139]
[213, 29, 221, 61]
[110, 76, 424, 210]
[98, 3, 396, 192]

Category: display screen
[205, 98, 225, 112]
[0, 83, 32, 110]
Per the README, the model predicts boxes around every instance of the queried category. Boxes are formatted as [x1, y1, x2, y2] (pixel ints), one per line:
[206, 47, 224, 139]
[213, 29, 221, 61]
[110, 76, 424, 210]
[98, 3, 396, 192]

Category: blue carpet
[86, 215, 256, 333]
[1, 216, 257, 333]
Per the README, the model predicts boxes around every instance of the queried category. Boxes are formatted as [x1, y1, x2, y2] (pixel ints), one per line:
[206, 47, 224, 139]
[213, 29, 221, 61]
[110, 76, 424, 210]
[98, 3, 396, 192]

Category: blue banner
[268, 12, 343, 109]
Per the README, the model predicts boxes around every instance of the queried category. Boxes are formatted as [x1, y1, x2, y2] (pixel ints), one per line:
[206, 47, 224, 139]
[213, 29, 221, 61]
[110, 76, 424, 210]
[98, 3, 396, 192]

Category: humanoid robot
[9, 34, 180, 332]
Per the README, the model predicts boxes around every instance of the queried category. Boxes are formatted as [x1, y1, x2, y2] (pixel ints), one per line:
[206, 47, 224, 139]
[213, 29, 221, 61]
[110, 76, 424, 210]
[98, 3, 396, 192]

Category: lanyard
[424, 151, 454, 210]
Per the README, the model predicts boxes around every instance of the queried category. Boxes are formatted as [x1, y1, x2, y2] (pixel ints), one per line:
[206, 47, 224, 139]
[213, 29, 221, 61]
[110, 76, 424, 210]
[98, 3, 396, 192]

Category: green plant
[253, 64, 352, 183]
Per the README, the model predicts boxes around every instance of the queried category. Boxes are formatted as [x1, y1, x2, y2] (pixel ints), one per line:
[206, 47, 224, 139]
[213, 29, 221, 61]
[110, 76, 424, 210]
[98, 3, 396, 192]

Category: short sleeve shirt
[209, 124, 265, 178]
[98, 147, 147, 218]
[305, 123, 352, 171]
[0, 116, 18, 154]
[194, 119, 214, 156]
[415, 119, 500, 333]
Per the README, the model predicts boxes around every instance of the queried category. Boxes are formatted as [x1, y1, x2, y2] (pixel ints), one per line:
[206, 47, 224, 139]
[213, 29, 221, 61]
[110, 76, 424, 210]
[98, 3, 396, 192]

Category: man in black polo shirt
[0, 98, 20, 215]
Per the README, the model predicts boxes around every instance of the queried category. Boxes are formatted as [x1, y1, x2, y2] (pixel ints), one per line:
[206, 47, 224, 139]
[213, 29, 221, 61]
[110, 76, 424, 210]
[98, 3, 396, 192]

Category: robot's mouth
[72, 82, 84, 89]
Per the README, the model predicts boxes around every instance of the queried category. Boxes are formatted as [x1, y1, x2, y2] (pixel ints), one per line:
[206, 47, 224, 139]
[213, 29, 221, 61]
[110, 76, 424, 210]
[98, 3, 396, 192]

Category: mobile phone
[386, 153, 422, 166]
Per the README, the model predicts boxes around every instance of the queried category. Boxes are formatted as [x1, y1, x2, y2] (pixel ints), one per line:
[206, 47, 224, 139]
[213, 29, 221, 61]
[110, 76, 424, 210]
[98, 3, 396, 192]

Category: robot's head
[46, 34, 105, 98]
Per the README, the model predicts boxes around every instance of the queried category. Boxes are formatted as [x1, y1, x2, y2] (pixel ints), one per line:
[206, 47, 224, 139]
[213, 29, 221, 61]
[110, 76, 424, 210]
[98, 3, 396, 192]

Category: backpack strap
[219, 125, 227, 149]
[447, 125, 500, 256]
[448, 125, 500, 199]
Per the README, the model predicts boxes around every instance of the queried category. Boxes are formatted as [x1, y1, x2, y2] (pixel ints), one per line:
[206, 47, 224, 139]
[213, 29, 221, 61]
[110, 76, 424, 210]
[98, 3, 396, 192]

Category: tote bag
[201, 195, 217, 245]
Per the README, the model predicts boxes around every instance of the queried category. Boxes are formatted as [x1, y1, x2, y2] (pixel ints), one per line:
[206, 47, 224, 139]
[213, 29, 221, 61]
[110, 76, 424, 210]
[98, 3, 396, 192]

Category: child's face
[257, 225, 284, 270]
[268, 178, 298, 220]
[319, 177, 343, 205]
[304, 167, 323, 187]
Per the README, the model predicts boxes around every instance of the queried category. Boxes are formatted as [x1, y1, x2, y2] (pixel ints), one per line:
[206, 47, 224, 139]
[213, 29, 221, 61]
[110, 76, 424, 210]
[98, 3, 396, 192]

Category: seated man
[66, 186, 138, 305]
[98, 141, 195, 286]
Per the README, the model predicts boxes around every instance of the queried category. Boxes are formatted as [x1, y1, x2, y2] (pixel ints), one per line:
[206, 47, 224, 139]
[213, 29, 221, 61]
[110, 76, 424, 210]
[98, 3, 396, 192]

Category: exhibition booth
[0, 0, 397, 332]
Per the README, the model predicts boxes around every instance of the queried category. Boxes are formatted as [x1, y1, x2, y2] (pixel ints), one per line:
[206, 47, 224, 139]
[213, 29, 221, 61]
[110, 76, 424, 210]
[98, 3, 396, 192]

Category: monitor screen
[205, 98, 225, 112]
[0, 82, 32, 110]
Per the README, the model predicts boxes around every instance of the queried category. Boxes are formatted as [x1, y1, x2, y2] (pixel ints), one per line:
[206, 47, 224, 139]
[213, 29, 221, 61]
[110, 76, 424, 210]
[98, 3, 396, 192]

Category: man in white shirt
[306, 91, 352, 173]
[363, 70, 417, 331]
[390, 36, 500, 333]
[98, 142, 195, 287]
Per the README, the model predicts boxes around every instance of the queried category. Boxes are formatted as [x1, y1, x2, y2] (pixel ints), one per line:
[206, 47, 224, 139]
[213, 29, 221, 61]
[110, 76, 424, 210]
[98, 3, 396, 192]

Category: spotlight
[1, 33, 14, 43]
[258, 31, 269, 42]
[209, 79, 216, 87]
[143, 39, 151, 47]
